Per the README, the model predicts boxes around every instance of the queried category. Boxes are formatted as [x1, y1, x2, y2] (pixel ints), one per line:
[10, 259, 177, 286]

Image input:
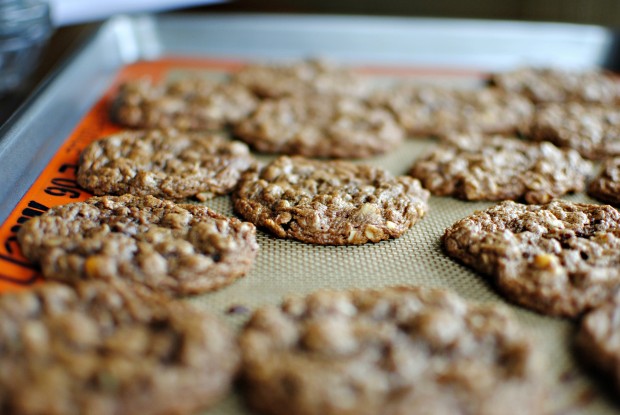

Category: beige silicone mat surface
[162, 69, 617, 415]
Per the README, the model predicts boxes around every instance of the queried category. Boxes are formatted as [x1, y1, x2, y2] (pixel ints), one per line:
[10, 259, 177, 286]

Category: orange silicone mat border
[0, 57, 484, 293]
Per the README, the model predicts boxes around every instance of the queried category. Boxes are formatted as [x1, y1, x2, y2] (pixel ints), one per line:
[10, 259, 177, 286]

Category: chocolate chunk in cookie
[240, 286, 547, 415]
[77, 129, 254, 201]
[410, 134, 591, 204]
[231, 59, 368, 98]
[588, 157, 620, 205]
[490, 67, 620, 104]
[443, 200, 620, 317]
[370, 85, 533, 137]
[233, 94, 404, 158]
[111, 77, 258, 131]
[0, 280, 239, 415]
[528, 103, 620, 160]
[18, 195, 259, 296]
[233, 156, 429, 245]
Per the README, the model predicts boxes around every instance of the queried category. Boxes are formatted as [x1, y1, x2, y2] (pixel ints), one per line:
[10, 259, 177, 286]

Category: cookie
[111, 77, 258, 131]
[443, 200, 620, 317]
[576, 293, 620, 393]
[0, 280, 239, 415]
[231, 59, 368, 98]
[588, 157, 620, 205]
[77, 129, 254, 201]
[233, 93, 404, 158]
[18, 194, 259, 296]
[529, 102, 620, 160]
[233, 156, 429, 245]
[239, 286, 547, 415]
[370, 85, 534, 137]
[410, 134, 592, 204]
[490, 67, 620, 104]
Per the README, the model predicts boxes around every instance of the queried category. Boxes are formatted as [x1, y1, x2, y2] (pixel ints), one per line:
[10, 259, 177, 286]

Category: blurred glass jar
[0, 0, 51, 95]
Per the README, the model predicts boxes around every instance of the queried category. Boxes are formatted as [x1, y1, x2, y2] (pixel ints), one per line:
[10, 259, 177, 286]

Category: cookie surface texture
[18, 195, 259, 295]
[576, 293, 620, 393]
[240, 286, 547, 415]
[443, 200, 620, 317]
[233, 156, 429, 245]
[588, 157, 620, 205]
[490, 67, 620, 104]
[410, 134, 591, 203]
[231, 59, 368, 98]
[0, 281, 239, 415]
[233, 94, 404, 158]
[529, 103, 620, 160]
[111, 77, 258, 130]
[77, 129, 254, 201]
[370, 85, 533, 137]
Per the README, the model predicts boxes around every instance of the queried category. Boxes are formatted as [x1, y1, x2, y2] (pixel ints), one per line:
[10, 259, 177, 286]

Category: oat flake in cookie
[17, 195, 258, 296]
[111, 77, 258, 131]
[370, 85, 534, 137]
[490, 67, 620, 104]
[410, 134, 592, 204]
[588, 157, 620, 205]
[231, 59, 368, 98]
[240, 286, 547, 415]
[529, 102, 620, 160]
[576, 293, 620, 394]
[77, 129, 253, 201]
[233, 93, 404, 158]
[233, 156, 429, 245]
[443, 200, 620, 317]
[0, 281, 239, 415]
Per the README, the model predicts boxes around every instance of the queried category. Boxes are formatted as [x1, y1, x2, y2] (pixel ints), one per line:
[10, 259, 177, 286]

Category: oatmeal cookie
[111, 77, 258, 131]
[77, 129, 254, 201]
[233, 156, 429, 245]
[370, 85, 533, 137]
[231, 59, 368, 98]
[18, 195, 258, 296]
[576, 293, 620, 394]
[490, 67, 620, 104]
[0, 280, 239, 415]
[410, 134, 592, 203]
[233, 93, 404, 158]
[529, 102, 620, 160]
[240, 286, 547, 415]
[588, 157, 620, 205]
[443, 200, 620, 317]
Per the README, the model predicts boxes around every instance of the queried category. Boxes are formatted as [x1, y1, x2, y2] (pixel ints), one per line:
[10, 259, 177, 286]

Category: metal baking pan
[0, 13, 617, 414]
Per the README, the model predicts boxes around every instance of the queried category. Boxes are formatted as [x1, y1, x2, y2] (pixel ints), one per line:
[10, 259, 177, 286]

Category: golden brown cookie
[371, 85, 534, 137]
[588, 157, 620, 205]
[240, 286, 547, 415]
[231, 58, 368, 98]
[111, 77, 258, 131]
[233, 156, 429, 245]
[0, 280, 239, 415]
[443, 200, 620, 317]
[18, 195, 259, 296]
[77, 129, 254, 201]
[529, 102, 620, 160]
[410, 134, 592, 203]
[576, 292, 620, 395]
[233, 93, 404, 158]
[490, 67, 620, 104]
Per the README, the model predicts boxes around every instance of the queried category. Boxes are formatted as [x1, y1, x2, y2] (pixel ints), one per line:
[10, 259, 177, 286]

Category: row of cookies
[0, 277, 552, 414]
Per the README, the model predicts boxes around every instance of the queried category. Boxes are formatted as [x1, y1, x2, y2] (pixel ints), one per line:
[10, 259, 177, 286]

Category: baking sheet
[0, 13, 618, 414]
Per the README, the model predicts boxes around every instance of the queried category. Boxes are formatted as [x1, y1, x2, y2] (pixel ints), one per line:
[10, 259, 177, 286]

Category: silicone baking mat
[0, 58, 613, 414]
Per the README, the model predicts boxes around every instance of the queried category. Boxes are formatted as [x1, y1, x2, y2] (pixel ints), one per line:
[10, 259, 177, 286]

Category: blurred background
[1, 0, 619, 124]
[202, 0, 620, 26]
